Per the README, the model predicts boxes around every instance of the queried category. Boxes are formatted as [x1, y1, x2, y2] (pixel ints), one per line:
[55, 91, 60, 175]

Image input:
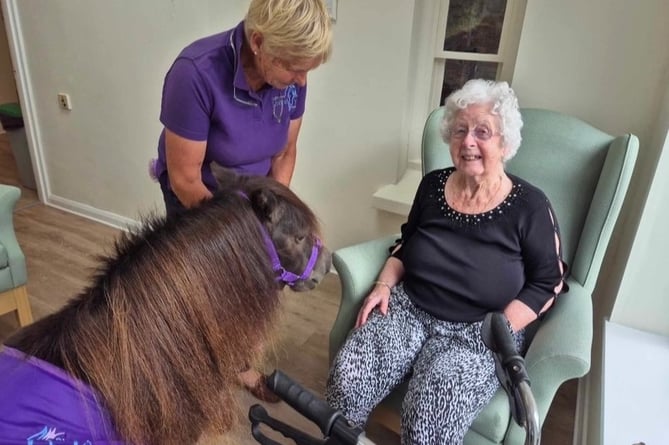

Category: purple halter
[261, 230, 322, 287]
[238, 191, 322, 287]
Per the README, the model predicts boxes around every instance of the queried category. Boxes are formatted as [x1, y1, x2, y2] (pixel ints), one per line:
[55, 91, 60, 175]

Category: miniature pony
[0, 170, 331, 445]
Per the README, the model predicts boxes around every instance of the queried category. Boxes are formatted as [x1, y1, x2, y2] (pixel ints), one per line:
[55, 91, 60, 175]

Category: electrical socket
[57, 93, 72, 110]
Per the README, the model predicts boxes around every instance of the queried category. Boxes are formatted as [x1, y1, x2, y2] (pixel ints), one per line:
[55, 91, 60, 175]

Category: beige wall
[0, 7, 18, 112]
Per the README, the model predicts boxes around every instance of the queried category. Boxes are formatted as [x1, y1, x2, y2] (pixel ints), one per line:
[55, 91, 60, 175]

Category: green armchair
[0, 184, 33, 327]
[329, 108, 638, 444]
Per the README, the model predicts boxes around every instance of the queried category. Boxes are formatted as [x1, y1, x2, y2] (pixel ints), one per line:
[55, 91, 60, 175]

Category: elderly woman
[326, 79, 567, 444]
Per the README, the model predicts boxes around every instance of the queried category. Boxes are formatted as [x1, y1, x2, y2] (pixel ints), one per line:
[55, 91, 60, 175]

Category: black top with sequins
[392, 167, 566, 322]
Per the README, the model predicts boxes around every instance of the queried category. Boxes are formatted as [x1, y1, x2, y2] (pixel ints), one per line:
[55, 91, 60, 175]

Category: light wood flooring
[0, 135, 577, 444]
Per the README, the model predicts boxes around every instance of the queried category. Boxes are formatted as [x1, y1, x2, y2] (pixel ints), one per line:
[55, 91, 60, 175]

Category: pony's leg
[238, 367, 281, 403]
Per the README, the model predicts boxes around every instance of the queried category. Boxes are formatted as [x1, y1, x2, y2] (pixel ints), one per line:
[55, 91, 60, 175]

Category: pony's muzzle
[290, 247, 332, 292]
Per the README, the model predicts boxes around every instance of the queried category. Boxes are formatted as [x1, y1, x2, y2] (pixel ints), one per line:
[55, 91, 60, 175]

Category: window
[435, 0, 526, 104]
[374, 0, 527, 215]
[404, 0, 527, 162]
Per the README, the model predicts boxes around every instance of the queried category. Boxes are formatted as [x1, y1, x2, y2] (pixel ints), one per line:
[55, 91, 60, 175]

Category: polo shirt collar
[231, 21, 254, 97]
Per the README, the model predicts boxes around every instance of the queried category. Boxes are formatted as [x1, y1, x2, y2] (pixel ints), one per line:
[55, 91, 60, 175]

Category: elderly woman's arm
[504, 298, 555, 332]
[355, 256, 405, 328]
[505, 205, 566, 332]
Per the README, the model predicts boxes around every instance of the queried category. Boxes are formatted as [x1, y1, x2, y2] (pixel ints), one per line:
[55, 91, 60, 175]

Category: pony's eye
[295, 235, 305, 243]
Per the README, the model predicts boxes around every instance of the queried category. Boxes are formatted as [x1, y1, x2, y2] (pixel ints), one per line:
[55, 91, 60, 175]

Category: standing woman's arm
[165, 129, 212, 208]
[270, 117, 302, 186]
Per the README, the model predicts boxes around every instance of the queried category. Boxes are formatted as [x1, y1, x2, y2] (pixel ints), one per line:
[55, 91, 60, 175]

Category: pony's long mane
[6, 186, 313, 444]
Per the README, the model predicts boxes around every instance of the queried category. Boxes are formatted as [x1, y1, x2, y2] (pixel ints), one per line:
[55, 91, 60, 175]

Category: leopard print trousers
[326, 283, 525, 445]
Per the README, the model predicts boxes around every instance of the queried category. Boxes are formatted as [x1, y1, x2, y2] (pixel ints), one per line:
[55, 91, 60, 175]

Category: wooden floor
[0, 134, 577, 444]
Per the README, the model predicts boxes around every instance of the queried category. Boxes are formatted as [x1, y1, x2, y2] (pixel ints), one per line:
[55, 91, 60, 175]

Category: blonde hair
[245, 0, 333, 63]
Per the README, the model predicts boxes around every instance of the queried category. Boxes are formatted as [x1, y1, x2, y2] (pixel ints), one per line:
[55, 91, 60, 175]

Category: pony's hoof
[246, 374, 281, 403]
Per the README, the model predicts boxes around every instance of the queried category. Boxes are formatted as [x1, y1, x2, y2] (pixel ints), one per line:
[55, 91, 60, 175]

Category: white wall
[513, 0, 669, 316]
[286, 0, 413, 245]
[512, 1, 669, 444]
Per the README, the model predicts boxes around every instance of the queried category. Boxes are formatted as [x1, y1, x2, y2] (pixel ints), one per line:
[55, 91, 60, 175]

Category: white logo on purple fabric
[272, 85, 298, 123]
[285, 85, 298, 112]
[26, 425, 93, 444]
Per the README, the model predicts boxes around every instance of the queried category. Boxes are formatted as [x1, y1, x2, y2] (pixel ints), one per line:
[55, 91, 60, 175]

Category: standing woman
[150, 0, 333, 401]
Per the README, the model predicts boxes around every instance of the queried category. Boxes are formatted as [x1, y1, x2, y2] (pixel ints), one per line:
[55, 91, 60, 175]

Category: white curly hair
[440, 79, 523, 162]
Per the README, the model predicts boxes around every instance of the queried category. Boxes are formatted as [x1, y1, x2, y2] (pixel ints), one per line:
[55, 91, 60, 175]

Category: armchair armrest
[328, 234, 398, 362]
[504, 276, 592, 444]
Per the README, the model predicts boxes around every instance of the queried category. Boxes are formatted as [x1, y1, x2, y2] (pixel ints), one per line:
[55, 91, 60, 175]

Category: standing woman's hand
[356, 281, 392, 328]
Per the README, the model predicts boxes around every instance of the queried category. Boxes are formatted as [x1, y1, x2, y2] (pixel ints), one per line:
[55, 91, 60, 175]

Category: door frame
[1, 0, 47, 202]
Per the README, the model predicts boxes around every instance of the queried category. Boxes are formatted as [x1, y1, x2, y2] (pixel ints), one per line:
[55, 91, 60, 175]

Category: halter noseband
[238, 191, 322, 287]
[262, 233, 322, 287]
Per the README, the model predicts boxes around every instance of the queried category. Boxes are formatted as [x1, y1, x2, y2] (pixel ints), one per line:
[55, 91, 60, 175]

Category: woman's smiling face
[448, 103, 508, 179]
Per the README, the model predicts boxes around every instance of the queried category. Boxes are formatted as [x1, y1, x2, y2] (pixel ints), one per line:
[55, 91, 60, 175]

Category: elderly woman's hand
[355, 281, 392, 328]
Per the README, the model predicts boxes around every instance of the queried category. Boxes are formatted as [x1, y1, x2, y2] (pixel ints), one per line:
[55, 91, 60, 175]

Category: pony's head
[210, 163, 331, 292]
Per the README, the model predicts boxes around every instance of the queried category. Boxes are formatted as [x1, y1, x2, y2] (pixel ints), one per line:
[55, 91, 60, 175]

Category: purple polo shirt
[153, 21, 307, 192]
[0, 346, 124, 445]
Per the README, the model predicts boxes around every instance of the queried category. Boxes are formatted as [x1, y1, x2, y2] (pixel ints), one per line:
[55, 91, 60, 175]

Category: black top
[393, 167, 567, 322]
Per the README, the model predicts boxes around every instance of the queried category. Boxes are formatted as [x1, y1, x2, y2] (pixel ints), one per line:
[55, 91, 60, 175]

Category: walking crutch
[482, 312, 541, 445]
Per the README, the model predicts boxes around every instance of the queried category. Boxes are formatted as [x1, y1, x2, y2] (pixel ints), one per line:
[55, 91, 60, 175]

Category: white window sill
[372, 160, 422, 216]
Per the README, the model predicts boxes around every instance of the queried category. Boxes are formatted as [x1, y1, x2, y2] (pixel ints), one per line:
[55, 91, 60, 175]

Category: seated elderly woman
[325, 79, 567, 444]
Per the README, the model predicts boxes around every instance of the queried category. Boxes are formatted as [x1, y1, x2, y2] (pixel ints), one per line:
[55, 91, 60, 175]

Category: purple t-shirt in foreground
[0, 346, 124, 445]
[153, 20, 307, 192]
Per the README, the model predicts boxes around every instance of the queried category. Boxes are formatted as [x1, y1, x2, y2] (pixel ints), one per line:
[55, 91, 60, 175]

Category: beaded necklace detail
[435, 169, 521, 226]
[446, 173, 504, 214]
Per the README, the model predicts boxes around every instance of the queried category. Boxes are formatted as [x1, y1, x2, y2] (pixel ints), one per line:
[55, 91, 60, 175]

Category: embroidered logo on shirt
[26, 425, 92, 445]
[272, 85, 298, 123]
[285, 85, 298, 112]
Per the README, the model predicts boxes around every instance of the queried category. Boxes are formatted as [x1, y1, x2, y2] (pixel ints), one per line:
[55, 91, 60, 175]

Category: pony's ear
[249, 188, 280, 224]
[210, 161, 238, 190]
